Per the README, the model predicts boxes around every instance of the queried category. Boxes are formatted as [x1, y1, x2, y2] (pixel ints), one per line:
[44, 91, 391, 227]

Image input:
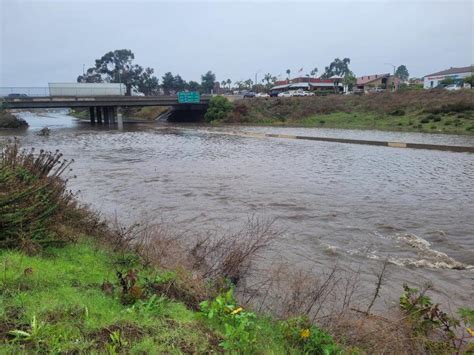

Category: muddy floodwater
[2, 110, 473, 310]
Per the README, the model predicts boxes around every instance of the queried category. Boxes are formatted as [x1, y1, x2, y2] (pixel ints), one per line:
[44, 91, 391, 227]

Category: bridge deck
[1, 95, 211, 109]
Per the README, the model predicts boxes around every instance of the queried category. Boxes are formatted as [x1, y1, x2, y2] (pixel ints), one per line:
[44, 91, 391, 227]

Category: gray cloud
[1, 0, 472, 86]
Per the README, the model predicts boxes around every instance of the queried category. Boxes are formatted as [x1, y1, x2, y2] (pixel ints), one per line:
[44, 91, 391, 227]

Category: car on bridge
[7, 93, 28, 98]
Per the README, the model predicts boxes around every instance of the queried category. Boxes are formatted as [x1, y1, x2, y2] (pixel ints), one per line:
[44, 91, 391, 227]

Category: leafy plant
[116, 269, 143, 304]
[204, 96, 233, 122]
[106, 330, 129, 354]
[281, 316, 342, 354]
[400, 284, 474, 353]
[200, 288, 259, 352]
[8, 315, 45, 347]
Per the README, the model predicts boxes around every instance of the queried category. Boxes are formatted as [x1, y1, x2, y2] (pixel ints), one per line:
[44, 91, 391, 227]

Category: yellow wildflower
[300, 329, 311, 339]
[231, 307, 243, 315]
[467, 327, 474, 337]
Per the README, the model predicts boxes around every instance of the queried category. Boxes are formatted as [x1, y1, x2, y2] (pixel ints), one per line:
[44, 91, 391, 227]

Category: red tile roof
[356, 73, 390, 85]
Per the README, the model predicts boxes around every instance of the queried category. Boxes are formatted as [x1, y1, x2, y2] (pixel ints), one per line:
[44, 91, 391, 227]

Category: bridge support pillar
[89, 107, 96, 124]
[103, 107, 110, 124]
[117, 107, 123, 130]
[110, 107, 117, 124]
[96, 107, 103, 124]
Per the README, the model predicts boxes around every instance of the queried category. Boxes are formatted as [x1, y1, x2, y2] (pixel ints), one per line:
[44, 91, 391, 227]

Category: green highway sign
[177, 91, 201, 104]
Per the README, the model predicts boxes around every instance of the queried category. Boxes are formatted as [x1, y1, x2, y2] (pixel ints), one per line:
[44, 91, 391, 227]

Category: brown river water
[2, 110, 473, 311]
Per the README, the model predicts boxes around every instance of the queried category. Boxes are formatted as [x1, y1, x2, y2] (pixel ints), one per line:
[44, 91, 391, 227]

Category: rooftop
[356, 73, 390, 86]
[424, 65, 473, 77]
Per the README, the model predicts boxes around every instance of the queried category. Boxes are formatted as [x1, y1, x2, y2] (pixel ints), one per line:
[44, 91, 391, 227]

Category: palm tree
[226, 78, 232, 90]
[310, 67, 318, 78]
[286, 69, 291, 80]
[244, 79, 253, 90]
[262, 73, 275, 90]
[221, 80, 227, 92]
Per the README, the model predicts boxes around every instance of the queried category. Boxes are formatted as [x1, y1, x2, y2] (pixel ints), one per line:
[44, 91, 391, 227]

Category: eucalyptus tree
[77, 49, 159, 95]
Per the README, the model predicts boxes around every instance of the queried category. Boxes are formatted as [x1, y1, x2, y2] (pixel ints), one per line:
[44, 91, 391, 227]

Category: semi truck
[48, 83, 128, 96]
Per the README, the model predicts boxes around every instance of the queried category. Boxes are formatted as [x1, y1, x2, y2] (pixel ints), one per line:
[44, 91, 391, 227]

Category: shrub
[204, 96, 233, 122]
[0, 110, 28, 129]
[200, 289, 259, 352]
[389, 109, 405, 116]
[425, 101, 474, 114]
[400, 284, 474, 353]
[0, 140, 76, 251]
[420, 118, 430, 124]
[281, 316, 342, 354]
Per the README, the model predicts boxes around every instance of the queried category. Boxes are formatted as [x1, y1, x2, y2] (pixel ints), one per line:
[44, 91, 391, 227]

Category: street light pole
[384, 63, 397, 91]
[255, 69, 262, 92]
[118, 70, 122, 95]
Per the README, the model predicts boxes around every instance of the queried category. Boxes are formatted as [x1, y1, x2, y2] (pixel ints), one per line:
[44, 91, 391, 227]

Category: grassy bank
[3, 240, 336, 353]
[215, 90, 474, 135]
[1, 141, 473, 353]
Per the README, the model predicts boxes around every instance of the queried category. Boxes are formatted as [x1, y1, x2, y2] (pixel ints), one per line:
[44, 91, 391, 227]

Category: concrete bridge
[1, 95, 211, 125]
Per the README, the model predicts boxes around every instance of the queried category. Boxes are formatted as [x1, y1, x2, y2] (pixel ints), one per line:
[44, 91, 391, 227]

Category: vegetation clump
[0, 110, 28, 129]
[399, 284, 474, 353]
[204, 96, 233, 122]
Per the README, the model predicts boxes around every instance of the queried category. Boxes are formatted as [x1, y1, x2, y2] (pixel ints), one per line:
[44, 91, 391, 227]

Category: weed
[282, 316, 342, 354]
[400, 284, 474, 353]
[200, 288, 260, 352]
[389, 109, 405, 116]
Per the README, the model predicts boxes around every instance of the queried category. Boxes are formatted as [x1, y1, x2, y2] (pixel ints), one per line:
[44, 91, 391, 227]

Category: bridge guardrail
[0, 87, 130, 97]
[0, 87, 213, 99]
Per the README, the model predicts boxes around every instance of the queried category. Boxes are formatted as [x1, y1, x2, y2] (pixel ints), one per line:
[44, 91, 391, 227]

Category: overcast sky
[1, 0, 472, 87]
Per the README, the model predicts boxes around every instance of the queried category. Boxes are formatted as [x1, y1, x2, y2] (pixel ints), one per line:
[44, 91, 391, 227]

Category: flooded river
[2, 109, 473, 310]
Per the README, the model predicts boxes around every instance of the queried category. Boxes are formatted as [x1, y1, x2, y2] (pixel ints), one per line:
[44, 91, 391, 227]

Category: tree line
[78, 49, 412, 95]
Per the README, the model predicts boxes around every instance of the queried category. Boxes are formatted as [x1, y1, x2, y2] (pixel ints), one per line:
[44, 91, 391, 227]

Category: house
[423, 66, 473, 89]
[356, 73, 402, 92]
[409, 78, 423, 85]
[271, 76, 343, 93]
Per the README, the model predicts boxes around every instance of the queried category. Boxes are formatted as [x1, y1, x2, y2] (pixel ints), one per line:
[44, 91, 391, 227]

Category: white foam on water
[344, 233, 472, 270]
[392, 234, 470, 269]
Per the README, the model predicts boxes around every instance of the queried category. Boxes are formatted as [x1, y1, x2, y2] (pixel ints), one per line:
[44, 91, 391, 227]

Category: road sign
[177, 91, 200, 104]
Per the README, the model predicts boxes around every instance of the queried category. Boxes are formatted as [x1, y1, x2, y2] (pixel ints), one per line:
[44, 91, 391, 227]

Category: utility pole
[384, 63, 397, 91]
[255, 69, 262, 92]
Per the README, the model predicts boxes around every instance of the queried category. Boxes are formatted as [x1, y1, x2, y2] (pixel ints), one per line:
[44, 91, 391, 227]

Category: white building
[423, 66, 473, 89]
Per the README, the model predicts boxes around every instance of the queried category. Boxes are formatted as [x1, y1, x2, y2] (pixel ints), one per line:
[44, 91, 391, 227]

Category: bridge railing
[0, 87, 136, 97]
[0, 87, 50, 97]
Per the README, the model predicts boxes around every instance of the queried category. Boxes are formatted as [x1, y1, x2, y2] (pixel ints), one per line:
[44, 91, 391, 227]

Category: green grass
[235, 111, 474, 135]
[0, 238, 343, 353]
[0, 239, 219, 353]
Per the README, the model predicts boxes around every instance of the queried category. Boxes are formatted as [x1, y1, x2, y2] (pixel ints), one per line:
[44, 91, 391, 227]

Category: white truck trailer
[48, 83, 127, 96]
